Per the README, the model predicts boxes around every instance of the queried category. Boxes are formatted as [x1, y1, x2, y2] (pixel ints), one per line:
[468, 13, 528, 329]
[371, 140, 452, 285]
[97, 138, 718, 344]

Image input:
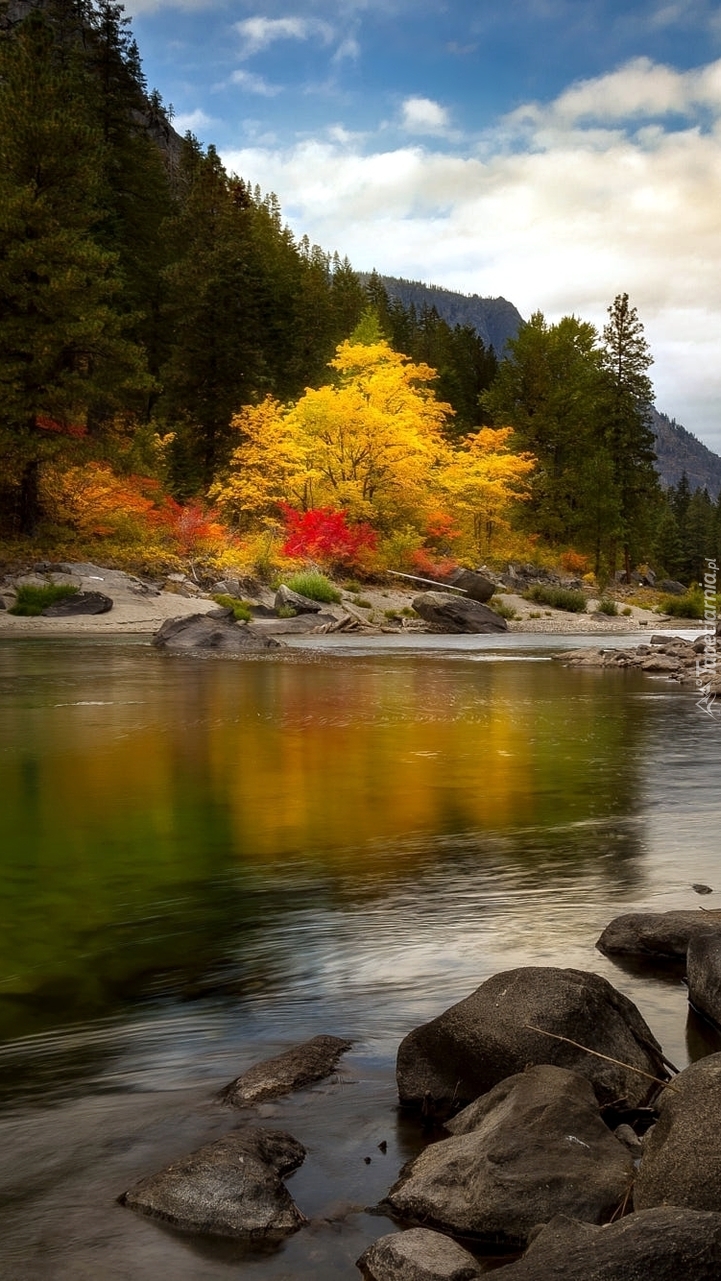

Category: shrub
[524, 584, 588, 613]
[560, 549, 590, 575]
[9, 584, 78, 616]
[212, 594, 253, 622]
[658, 590, 705, 619]
[491, 600, 517, 620]
[596, 598, 619, 616]
[352, 596, 372, 609]
[284, 571, 341, 603]
[279, 505, 377, 570]
[276, 605, 297, 619]
[622, 606, 633, 617]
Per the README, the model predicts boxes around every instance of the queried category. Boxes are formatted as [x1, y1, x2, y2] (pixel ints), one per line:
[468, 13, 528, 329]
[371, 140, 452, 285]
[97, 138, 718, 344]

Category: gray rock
[396, 967, 668, 1115]
[596, 910, 721, 960]
[220, 1035, 352, 1105]
[634, 1054, 721, 1211]
[152, 610, 283, 652]
[384, 1066, 633, 1247]
[274, 584, 322, 614]
[120, 1127, 306, 1238]
[41, 590, 113, 616]
[657, 580, 688, 595]
[357, 1228, 483, 1280]
[443, 568, 495, 604]
[411, 592, 507, 634]
[495, 1208, 721, 1281]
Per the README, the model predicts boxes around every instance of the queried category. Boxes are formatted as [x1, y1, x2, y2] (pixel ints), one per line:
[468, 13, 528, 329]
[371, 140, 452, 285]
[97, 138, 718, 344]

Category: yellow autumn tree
[438, 427, 536, 559]
[211, 339, 453, 530]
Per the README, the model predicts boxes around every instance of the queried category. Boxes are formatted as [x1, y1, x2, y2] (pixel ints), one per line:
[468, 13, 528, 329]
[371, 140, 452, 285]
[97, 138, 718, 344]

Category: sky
[128, 0, 721, 452]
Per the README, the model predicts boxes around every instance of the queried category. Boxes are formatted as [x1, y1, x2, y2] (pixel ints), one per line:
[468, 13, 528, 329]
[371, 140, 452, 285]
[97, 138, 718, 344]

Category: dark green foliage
[659, 589, 705, 619]
[9, 583, 78, 615]
[596, 598, 619, 616]
[525, 585, 588, 612]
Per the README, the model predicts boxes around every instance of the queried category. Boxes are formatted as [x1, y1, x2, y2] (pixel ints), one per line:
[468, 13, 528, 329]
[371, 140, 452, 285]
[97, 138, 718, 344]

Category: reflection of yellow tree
[212, 339, 534, 540]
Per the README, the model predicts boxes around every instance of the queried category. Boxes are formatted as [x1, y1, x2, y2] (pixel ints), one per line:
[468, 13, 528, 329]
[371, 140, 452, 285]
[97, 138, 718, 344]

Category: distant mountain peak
[650, 408, 721, 496]
[361, 274, 525, 355]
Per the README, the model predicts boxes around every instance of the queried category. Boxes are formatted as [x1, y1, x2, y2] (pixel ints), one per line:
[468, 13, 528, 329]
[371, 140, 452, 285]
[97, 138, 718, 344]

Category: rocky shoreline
[554, 632, 721, 697]
[0, 561, 696, 639]
[115, 908, 721, 1280]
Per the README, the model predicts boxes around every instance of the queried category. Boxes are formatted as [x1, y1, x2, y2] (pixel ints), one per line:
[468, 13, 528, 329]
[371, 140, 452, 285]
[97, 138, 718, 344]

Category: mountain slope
[650, 408, 721, 496]
[365, 275, 524, 355]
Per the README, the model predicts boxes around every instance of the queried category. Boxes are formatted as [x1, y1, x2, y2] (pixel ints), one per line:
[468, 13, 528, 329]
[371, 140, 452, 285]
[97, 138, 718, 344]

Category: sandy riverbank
[0, 562, 697, 639]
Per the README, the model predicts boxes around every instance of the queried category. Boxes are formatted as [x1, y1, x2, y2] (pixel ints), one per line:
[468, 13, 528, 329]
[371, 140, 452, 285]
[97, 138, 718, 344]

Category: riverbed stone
[274, 584, 323, 614]
[687, 931, 721, 1027]
[596, 910, 721, 960]
[357, 1228, 483, 1280]
[384, 1066, 633, 1247]
[634, 1053, 721, 1212]
[152, 609, 283, 652]
[120, 1127, 307, 1237]
[41, 590, 113, 616]
[396, 967, 668, 1115]
[442, 568, 495, 604]
[220, 1035, 352, 1105]
[411, 592, 507, 634]
[495, 1208, 721, 1281]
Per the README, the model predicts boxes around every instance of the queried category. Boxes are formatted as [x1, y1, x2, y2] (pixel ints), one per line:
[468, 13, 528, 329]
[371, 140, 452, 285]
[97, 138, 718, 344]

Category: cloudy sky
[129, 0, 721, 452]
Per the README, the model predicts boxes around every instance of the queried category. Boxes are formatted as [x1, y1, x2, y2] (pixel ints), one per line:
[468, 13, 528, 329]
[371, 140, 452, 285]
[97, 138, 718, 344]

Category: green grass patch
[351, 594, 372, 609]
[596, 598, 619, 616]
[658, 590, 705, 619]
[9, 584, 78, 616]
[284, 571, 341, 603]
[621, 606, 633, 617]
[276, 604, 298, 618]
[491, 600, 517, 620]
[212, 594, 253, 622]
[524, 584, 588, 613]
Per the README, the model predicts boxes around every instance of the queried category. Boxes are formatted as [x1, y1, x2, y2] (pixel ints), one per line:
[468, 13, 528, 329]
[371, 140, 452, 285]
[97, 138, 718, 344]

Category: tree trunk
[19, 459, 40, 536]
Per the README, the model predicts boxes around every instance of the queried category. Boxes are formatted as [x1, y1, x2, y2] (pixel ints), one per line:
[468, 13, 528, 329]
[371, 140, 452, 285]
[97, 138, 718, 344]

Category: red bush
[280, 504, 377, 568]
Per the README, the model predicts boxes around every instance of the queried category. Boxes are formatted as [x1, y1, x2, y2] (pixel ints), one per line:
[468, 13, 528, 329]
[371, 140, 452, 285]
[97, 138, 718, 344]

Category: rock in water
[152, 609, 283, 652]
[120, 1127, 306, 1238]
[41, 591, 113, 616]
[220, 1035, 352, 1105]
[494, 1209, 721, 1281]
[687, 931, 721, 1027]
[396, 967, 668, 1115]
[596, 910, 721, 960]
[357, 1228, 483, 1280]
[411, 592, 507, 634]
[383, 1066, 633, 1247]
[634, 1053, 721, 1212]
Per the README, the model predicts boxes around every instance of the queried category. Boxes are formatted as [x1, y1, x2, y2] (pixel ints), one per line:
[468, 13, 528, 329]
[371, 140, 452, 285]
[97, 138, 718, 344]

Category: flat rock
[634, 1053, 721, 1212]
[274, 584, 322, 614]
[357, 1228, 483, 1280]
[597, 910, 721, 960]
[411, 592, 507, 634]
[220, 1035, 352, 1106]
[120, 1127, 306, 1238]
[396, 966, 668, 1115]
[152, 610, 283, 652]
[495, 1208, 721, 1280]
[384, 1066, 633, 1247]
[687, 932, 721, 1028]
[41, 590, 113, 616]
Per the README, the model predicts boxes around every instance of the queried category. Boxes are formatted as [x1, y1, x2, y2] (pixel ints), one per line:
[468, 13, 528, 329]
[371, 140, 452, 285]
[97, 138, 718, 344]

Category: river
[0, 632, 718, 1278]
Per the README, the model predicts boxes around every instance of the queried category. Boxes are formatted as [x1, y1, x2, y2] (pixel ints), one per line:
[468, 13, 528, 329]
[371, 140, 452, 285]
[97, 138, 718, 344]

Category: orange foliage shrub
[559, 549, 590, 575]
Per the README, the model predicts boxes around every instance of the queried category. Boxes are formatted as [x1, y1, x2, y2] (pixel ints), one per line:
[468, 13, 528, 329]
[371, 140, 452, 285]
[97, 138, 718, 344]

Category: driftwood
[524, 1024, 678, 1094]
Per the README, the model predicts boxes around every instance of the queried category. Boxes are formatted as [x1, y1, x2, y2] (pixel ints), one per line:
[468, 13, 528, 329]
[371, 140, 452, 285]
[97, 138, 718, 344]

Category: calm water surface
[0, 632, 719, 1280]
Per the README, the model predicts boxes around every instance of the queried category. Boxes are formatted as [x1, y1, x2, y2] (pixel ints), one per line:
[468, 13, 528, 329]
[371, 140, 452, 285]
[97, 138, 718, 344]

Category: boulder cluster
[119, 908, 721, 1280]
[555, 632, 721, 695]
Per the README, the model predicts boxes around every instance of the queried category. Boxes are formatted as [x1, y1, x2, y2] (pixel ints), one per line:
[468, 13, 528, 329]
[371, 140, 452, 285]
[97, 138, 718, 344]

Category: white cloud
[230, 69, 283, 96]
[172, 107, 214, 133]
[235, 15, 334, 60]
[400, 95, 451, 134]
[222, 57, 721, 450]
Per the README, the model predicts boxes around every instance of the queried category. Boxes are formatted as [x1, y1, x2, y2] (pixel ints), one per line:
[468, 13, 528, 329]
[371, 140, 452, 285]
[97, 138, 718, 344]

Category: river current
[0, 632, 718, 1279]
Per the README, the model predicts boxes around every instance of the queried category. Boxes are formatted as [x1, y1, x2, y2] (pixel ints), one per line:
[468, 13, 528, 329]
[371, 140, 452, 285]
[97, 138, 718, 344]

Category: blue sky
[128, 0, 721, 450]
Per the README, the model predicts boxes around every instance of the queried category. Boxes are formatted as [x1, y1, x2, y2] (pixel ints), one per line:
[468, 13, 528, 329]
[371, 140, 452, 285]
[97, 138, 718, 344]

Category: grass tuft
[9, 584, 78, 616]
[212, 594, 253, 622]
[284, 571, 341, 603]
[596, 598, 619, 616]
[658, 590, 705, 619]
[524, 584, 587, 613]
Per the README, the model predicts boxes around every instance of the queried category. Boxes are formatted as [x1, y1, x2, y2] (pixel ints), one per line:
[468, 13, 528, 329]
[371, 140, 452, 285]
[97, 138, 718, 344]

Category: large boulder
[687, 931, 721, 1027]
[152, 609, 283, 652]
[42, 590, 113, 616]
[412, 592, 507, 634]
[357, 1228, 483, 1280]
[443, 568, 495, 604]
[494, 1208, 721, 1281]
[383, 1066, 633, 1247]
[274, 584, 322, 614]
[120, 1127, 306, 1238]
[597, 910, 721, 961]
[396, 967, 668, 1115]
[220, 1034, 352, 1106]
[634, 1053, 721, 1211]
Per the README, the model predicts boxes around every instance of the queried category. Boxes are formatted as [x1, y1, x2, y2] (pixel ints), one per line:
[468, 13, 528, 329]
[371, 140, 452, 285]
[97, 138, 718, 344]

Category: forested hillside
[1, 0, 720, 588]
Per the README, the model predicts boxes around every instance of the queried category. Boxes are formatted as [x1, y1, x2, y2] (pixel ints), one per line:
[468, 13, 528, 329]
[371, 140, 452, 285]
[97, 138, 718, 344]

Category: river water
[0, 632, 719, 1279]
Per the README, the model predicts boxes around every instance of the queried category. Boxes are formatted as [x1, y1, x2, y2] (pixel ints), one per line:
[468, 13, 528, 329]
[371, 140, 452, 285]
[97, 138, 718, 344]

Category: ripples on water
[0, 633, 718, 1279]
